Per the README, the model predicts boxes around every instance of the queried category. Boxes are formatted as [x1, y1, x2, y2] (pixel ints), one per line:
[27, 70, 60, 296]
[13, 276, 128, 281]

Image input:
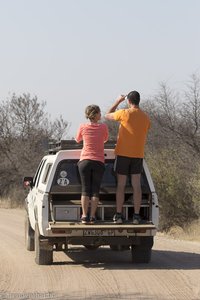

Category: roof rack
[48, 140, 79, 154]
[48, 139, 116, 154]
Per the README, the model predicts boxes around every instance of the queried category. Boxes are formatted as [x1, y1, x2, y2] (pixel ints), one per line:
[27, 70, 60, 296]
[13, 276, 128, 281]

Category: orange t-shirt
[113, 108, 150, 158]
[75, 123, 109, 163]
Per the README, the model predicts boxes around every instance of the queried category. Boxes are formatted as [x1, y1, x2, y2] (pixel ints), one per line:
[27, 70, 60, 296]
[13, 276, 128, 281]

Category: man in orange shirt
[105, 91, 150, 224]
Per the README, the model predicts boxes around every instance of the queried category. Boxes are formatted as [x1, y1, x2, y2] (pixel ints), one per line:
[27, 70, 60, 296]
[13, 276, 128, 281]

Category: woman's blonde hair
[85, 105, 100, 121]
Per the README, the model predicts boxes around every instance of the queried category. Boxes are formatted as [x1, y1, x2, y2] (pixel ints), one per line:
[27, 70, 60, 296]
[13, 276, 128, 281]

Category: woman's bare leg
[81, 195, 90, 217]
[90, 196, 99, 218]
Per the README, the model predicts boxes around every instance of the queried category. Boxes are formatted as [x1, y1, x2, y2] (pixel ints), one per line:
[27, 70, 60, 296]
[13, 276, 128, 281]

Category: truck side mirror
[23, 177, 33, 189]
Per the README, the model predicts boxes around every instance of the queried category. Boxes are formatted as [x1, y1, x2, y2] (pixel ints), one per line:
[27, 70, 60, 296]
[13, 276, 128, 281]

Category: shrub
[146, 148, 199, 231]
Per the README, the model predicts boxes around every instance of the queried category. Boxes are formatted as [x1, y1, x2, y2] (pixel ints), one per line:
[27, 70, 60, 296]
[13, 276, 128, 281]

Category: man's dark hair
[127, 91, 140, 105]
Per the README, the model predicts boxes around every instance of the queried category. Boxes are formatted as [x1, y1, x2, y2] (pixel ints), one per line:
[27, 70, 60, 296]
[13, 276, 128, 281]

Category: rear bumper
[46, 221, 157, 238]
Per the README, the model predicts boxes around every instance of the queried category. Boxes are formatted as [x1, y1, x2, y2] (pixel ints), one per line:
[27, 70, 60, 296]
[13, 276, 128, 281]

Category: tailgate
[47, 222, 157, 237]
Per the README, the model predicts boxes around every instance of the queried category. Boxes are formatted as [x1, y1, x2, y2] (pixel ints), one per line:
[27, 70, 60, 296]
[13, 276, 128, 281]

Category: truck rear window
[50, 159, 150, 194]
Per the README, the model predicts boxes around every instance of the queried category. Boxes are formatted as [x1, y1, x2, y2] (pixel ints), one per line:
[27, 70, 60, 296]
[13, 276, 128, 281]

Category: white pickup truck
[23, 140, 159, 265]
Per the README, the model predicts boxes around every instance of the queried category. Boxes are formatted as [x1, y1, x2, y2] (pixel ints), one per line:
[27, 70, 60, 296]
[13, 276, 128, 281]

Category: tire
[131, 245, 152, 263]
[35, 223, 53, 265]
[25, 215, 35, 251]
[131, 237, 153, 263]
[84, 245, 100, 250]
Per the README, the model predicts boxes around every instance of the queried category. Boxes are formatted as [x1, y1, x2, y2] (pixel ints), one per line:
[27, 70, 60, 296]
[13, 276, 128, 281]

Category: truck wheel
[131, 245, 152, 263]
[84, 245, 100, 250]
[35, 223, 53, 265]
[131, 237, 153, 263]
[25, 215, 35, 251]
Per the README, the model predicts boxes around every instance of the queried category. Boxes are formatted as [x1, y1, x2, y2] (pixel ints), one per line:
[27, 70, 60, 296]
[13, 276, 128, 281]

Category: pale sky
[0, 0, 200, 137]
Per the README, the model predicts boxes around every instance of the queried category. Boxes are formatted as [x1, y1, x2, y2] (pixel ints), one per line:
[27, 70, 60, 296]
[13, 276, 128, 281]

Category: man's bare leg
[116, 174, 127, 213]
[131, 174, 141, 214]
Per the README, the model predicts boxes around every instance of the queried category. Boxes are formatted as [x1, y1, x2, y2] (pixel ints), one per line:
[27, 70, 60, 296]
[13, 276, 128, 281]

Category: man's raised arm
[104, 95, 126, 120]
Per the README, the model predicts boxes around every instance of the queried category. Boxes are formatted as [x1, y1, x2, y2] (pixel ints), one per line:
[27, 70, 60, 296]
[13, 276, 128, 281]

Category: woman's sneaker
[113, 213, 123, 224]
[132, 214, 142, 225]
[81, 216, 88, 224]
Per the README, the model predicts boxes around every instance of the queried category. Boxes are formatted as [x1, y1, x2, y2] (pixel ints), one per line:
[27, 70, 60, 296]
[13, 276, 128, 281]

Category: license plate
[83, 229, 115, 236]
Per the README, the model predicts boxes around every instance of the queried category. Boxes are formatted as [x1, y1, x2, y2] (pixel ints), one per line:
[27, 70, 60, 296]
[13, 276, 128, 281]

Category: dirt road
[0, 208, 199, 300]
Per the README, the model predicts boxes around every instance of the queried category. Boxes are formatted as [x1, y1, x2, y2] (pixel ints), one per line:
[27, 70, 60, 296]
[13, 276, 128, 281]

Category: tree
[0, 93, 69, 197]
[144, 74, 200, 229]
[147, 74, 200, 157]
[103, 119, 119, 140]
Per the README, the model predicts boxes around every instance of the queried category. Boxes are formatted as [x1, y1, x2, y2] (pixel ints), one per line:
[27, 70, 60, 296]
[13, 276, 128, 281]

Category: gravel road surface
[0, 209, 199, 300]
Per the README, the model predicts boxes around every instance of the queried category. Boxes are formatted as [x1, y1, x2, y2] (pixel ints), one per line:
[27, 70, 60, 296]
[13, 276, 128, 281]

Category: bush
[146, 148, 199, 231]
[0, 186, 26, 208]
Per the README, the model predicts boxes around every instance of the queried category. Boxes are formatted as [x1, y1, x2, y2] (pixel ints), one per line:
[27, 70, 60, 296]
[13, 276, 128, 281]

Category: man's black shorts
[114, 156, 143, 175]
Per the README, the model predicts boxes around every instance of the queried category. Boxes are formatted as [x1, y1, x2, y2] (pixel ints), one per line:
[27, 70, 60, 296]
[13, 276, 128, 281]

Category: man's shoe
[89, 217, 96, 224]
[113, 213, 123, 224]
[133, 214, 142, 225]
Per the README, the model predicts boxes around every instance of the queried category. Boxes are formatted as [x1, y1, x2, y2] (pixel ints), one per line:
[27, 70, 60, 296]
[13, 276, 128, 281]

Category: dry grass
[0, 197, 24, 209]
[164, 220, 200, 242]
[0, 188, 25, 209]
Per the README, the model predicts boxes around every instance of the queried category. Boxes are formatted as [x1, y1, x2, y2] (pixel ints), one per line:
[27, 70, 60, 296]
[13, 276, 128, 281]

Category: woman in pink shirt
[75, 105, 109, 224]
